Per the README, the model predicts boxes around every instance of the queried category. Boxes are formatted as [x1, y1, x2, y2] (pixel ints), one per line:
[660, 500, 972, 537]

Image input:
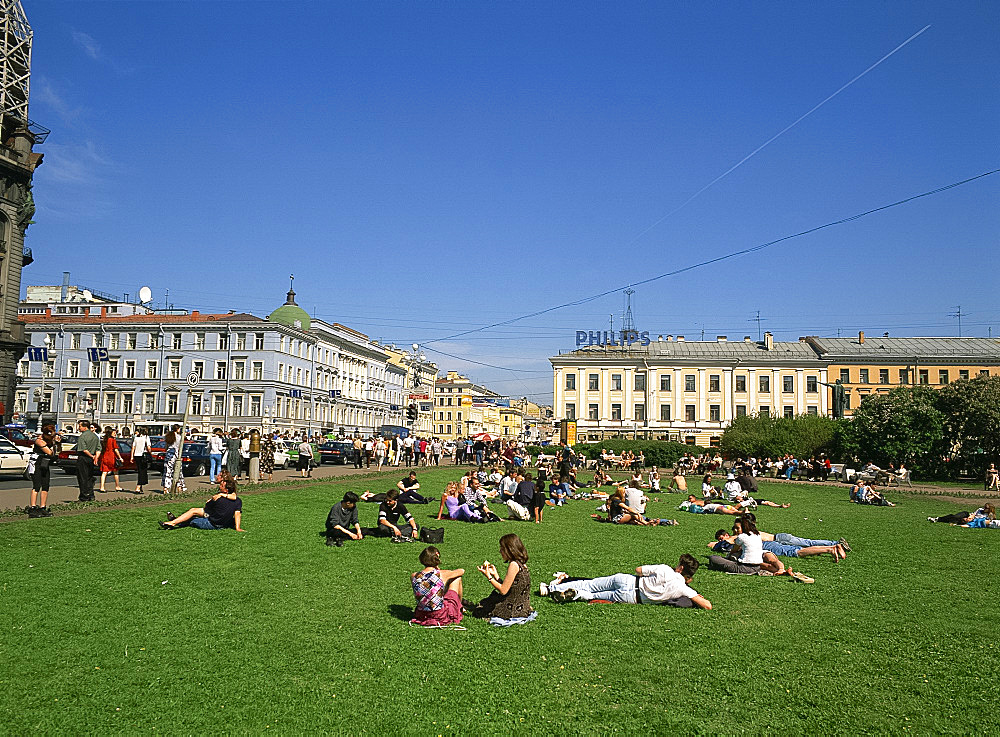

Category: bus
[378, 424, 410, 439]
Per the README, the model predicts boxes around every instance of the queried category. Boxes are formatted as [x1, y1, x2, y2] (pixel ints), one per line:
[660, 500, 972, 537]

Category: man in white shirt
[543, 554, 711, 609]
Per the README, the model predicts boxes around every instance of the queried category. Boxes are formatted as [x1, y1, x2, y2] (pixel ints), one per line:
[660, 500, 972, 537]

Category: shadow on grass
[388, 604, 413, 622]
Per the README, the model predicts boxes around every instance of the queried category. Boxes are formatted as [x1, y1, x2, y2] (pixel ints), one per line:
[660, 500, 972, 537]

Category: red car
[0, 426, 34, 449]
[56, 439, 137, 475]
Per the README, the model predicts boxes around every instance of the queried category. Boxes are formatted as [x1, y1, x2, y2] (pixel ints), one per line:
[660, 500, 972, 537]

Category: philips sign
[576, 330, 651, 348]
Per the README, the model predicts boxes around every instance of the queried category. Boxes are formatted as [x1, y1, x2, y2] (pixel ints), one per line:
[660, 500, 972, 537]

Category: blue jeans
[475, 451, 484, 466]
[763, 541, 801, 557]
[774, 532, 836, 548]
[190, 517, 219, 530]
[209, 453, 223, 481]
[551, 573, 638, 603]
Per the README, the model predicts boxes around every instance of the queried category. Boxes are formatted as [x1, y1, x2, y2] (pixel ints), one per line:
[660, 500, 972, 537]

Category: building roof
[267, 287, 310, 332]
[806, 336, 1000, 361]
[20, 311, 263, 325]
[552, 338, 820, 364]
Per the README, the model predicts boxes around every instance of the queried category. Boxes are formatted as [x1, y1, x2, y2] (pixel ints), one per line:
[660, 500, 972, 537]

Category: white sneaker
[539, 582, 549, 596]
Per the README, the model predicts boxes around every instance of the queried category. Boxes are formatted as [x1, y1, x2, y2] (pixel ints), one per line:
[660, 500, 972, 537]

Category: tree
[845, 385, 948, 475]
[938, 375, 1000, 476]
[719, 413, 838, 459]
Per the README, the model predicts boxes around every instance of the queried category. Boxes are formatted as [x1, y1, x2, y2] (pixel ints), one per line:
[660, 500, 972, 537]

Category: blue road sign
[26, 346, 48, 361]
[87, 347, 110, 362]
[289, 389, 302, 398]
[330, 390, 342, 398]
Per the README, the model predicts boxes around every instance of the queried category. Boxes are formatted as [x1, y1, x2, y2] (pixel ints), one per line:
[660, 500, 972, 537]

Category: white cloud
[32, 77, 85, 125]
[71, 30, 101, 60]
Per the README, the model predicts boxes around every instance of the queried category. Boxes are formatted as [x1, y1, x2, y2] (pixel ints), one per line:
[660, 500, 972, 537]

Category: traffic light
[406, 404, 418, 422]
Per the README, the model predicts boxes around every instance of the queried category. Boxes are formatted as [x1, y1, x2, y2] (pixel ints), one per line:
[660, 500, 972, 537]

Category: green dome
[268, 287, 311, 331]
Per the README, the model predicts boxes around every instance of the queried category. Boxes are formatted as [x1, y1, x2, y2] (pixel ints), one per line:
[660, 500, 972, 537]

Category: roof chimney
[676, 335, 685, 342]
[763, 332, 774, 351]
[859, 331, 865, 345]
[61, 272, 70, 303]
[744, 336, 752, 342]
[716, 335, 727, 342]
[666, 335, 673, 342]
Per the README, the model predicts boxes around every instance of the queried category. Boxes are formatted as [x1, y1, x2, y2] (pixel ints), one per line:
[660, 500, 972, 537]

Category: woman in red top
[98, 426, 124, 492]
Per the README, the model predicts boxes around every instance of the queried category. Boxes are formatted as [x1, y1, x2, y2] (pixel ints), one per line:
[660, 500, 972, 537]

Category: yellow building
[804, 334, 1000, 416]
[499, 405, 523, 439]
[432, 371, 506, 439]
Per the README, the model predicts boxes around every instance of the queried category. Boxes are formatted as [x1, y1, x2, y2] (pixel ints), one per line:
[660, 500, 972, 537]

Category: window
[251, 361, 263, 380]
[110, 334, 120, 350]
[127, 333, 137, 350]
[232, 361, 246, 380]
[736, 405, 747, 418]
[168, 359, 181, 379]
[735, 375, 747, 393]
[447, 398, 453, 406]
[279, 336, 286, 352]
[685, 405, 696, 422]
[165, 393, 178, 414]
[121, 394, 134, 414]
[611, 374, 622, 391]
[146, 360, 158, 379]
[709, 375, 720, 392]
[783, 405, 794, 419]
[195, 334, 206, 350]
[980, 370, 990, 376]
[124, 360, 136, 379]
[759, 375, 770, 393]
[214, 361, 226, 380]
[213, 395, 225, 416]
[588, 404, 599, 421]
[759, 406, 770, 417]
[782, 376, 793, 393]
[859, 369, 869, 384]
[17, 360, 28, 377]
[188, 393, 201, 415]
[634, 373, 646, 392]
[89, 361, 100, 378]
[565, 403, 576, 420]
[107, 360, 118, 379]
[446, 425, 452, 435]
[70, 333, 81, 349]
[218, 333, 229, 350]
[93, 333, 103, 348]
[709, 405, 720, 421]
[939, 370, 949, 385]
[959, 369, 969, 380]
[611, 404, 622, 421]
[68, 360, 80, 378]
[148, 333, 159, 349]
[457, 412, 462, 421]
[236, 333, 246, 351]
[191, 361, 204, 378]
[250, 395, 262, 416]
[565, 374, 576, 391]
[105, 393, 116, 414]
[588, 374, 599, 391]
[839, 369, 850, 383]
[919, 370, 929, 385]
[683, 375, 695, 392]
[660, 375, 671, 391]
[899, 369, 909, 384]
[660, 404, 671, 421]
[255, 333, 265, 350]
[232, 395, 244, 416]
[879, 369, 889, 384]
[806, 376, 818, 393]
[446, 411, 452, 421]
[172, 333, 182, 350]
[143, 393, 156, 414]
[634, 404, 645, 421]
[807, 406, 818, 416]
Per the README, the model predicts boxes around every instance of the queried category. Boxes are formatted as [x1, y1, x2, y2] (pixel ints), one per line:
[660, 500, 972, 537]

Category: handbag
[420, 527, 444, 544]
[115, 457, 123, 469]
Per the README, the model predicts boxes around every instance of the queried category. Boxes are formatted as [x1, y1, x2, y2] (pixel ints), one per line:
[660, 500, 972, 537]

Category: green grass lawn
[2, 469, 997, 734]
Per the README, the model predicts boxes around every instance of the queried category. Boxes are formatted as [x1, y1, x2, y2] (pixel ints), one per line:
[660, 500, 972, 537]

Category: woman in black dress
[472, 534, 533, 620]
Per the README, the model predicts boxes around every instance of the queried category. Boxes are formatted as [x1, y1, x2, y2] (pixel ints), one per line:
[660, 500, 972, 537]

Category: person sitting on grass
[326, 491, 363, 547]
[707, 515, 763, 574]
[608, 489, 656, 525]
[542, 553, 711, 609]
[160, 478, 244, 531]
[928, 504, 995, 525]
[850, 479, 895, 506]
[593, 468, 614, 488]
[377, 488, 419, 542]
[549, 476, 572, 505]
[681, 495, 741, 516]
[437, 481, 482, 522]
[472, 533, 534, 620]
[702, 473, 722, 500]
[410, 546, 465, 627]
[668, 469, 688, 493]
[648, 467, 661, 493]
[396, 471, 430, 504]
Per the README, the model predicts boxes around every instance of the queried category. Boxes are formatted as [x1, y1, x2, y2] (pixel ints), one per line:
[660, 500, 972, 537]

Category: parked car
[0, 436, 29, 478]
[57, 439, 137, 475]
[149, 440, 212, 477]
[0, 426, 34, 449]
[318, 441, 354, 465]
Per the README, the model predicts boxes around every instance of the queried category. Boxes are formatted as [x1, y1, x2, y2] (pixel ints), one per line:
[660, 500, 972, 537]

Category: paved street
[0, 459, 460, 513]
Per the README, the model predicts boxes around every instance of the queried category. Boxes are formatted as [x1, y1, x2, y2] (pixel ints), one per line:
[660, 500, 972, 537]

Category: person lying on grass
[732, 512, 852, 560]
[710, 529, 845, 567]
[681, 495, 741, 516]
[593, 469, 614, 487]
[723, 473, 790, 509]
[160, 478, 244, 531]
[927, 504, 995, 525]
[850, 480, 895, 506]
[541, 553, 711, 609]
[326, 491, 363, 547]
[376, 488, 419, 541]
[410, 546, 465, 627]
[471, 534, 533, 620]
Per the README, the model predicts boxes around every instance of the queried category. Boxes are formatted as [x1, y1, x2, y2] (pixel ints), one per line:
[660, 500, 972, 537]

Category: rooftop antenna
[138, 286, 152, 305]
[749, 310, 763, 341]
[622, 289, 636, 335]
[949, 305, 964, 337]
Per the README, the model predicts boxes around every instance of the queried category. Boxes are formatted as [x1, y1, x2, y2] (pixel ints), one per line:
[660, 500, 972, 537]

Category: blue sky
[23, 1, 1000, 403]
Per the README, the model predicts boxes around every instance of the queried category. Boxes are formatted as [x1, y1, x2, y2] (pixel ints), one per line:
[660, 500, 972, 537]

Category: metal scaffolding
[1, 0, 32, 142]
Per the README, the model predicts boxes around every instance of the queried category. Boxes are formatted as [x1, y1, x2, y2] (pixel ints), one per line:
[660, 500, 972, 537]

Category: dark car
[57, 439, 136, 475]
[318, 441, 354, 465]
[0, 426, 34, 449]
[149, 440, 212, 477]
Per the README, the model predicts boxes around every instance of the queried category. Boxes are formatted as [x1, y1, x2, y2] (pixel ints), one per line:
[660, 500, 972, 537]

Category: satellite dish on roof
[138, 286, 152, 304]
[81, 289, 93, 301]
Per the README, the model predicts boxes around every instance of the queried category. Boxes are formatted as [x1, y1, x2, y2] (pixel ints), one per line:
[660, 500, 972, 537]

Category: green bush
[572, 438, 704, 468]
[720, 413, 840, 459]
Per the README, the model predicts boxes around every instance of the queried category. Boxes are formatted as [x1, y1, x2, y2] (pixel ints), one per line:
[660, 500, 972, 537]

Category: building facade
[384, 344, 439, 436]
[432, 371, 506, 439]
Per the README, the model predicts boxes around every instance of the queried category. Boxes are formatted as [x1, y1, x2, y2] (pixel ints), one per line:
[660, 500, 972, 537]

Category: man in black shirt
[376, 488, 419, 542]
[326, 491, 363, 547]
[159, 479, 245, 531]
[396, 471, 429, 504]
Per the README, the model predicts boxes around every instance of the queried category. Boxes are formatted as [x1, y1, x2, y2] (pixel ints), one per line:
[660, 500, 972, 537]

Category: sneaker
[838, 537, 852, 552]
[335, 538, 344, 547]
[790, 571, 815, 584]
[26, 506, 39, 518]
[550, 588, 577, 603]
[662, 519, 679, 526]
[159, 521, 173, 530]
[38, 507, 53, 517]
[927, 517, 935, 523]
[167, 512, 177, 521]
[545, 499, 556, 507]
[539, 582, 550, 596]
